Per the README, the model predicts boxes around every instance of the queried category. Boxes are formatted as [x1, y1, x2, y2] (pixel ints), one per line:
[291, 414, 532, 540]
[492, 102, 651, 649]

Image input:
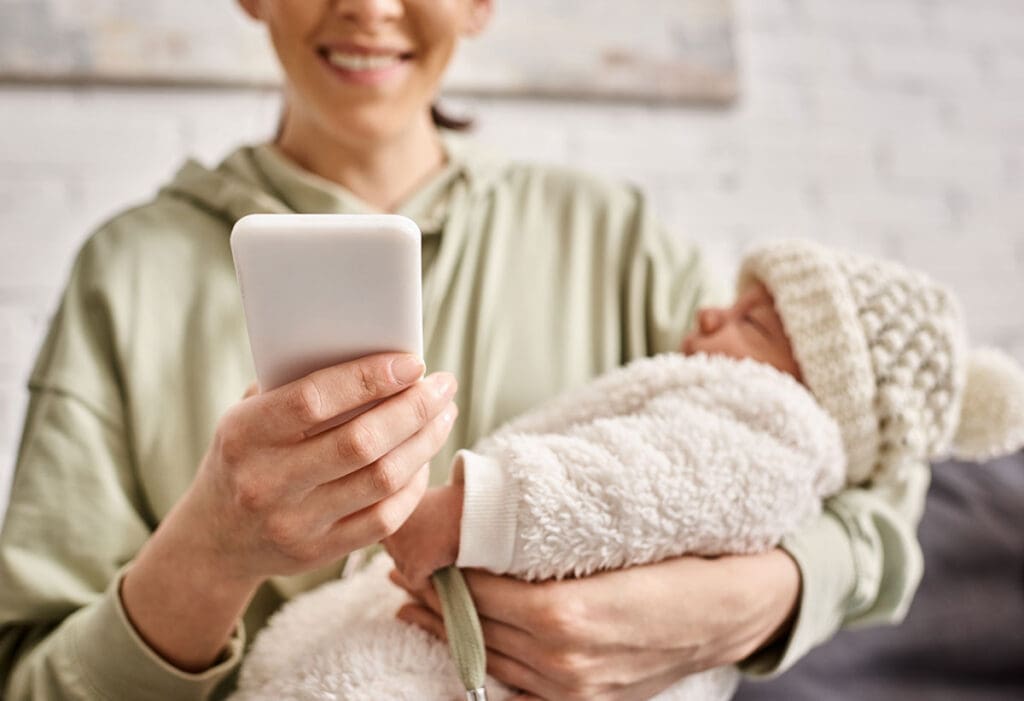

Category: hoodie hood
[158, 133, 509, 236]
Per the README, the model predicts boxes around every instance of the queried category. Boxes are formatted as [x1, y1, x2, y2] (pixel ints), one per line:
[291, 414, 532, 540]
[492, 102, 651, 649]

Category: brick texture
[1, 0, 1022, 515]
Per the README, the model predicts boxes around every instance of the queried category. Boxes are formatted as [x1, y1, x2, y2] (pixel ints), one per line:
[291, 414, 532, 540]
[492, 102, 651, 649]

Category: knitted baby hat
[738, 239, 1024, 484]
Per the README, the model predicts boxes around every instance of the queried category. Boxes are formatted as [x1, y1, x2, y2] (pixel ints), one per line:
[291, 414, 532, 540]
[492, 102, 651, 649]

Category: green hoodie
[0, 135, 926, 700]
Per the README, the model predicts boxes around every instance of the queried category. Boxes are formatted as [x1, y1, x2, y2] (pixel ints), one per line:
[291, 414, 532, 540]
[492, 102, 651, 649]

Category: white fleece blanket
[231, 354, 847, 701]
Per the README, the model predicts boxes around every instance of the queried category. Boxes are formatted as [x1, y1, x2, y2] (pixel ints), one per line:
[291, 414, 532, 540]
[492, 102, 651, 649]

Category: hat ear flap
[952, 348, 1024, 462]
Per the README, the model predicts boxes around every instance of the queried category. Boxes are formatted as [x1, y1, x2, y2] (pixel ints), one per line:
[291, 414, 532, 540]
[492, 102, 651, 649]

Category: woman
[0, 1, 927, 699]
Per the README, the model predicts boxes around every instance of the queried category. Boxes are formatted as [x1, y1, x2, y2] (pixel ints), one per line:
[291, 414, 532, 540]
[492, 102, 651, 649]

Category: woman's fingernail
[391, 355, 425, 384]
[442, 406, 457, 423]
[431, 373, 457, 398]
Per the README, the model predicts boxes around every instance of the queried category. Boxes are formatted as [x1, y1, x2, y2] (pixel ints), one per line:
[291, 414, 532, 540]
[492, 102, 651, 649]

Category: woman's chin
[318, 103, 419, 146]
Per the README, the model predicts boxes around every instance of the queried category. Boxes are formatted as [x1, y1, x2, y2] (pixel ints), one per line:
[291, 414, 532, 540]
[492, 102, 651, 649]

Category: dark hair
[431, 102, 474, 131]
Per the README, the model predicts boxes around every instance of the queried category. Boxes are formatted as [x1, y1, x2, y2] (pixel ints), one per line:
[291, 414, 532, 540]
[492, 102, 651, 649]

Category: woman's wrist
[120, 490, 262, 673]
[736, 548, 802, 658]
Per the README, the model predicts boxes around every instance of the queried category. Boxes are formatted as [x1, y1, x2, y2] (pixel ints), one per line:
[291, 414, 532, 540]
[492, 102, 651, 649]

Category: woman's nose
[698, 308, 723, 335]
[333, 0, 404, 24]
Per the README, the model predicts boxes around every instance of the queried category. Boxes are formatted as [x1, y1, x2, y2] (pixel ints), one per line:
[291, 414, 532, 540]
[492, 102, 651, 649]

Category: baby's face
[681, 282, 802, 380]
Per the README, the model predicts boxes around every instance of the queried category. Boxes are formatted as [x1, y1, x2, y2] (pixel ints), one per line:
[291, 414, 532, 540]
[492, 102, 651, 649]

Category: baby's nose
[698, 308, 723, 334]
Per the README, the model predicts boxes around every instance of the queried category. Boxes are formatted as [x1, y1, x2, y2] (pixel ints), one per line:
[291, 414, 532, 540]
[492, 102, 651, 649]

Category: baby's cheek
[687, 335, 735, 359]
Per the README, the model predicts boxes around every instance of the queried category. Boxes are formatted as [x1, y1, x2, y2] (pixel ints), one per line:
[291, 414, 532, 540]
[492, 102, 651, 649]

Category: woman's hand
[185, 352, 457, 581]
[391, 549, 800, 701]
[122, 352, 457, 671]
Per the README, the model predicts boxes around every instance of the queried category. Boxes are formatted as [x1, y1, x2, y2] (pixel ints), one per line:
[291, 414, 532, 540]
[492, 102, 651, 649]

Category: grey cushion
[735, 451, 1024, 701]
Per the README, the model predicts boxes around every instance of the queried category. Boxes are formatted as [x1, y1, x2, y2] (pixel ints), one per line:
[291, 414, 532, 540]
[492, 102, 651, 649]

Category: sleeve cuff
[739, 510, 856, 678]
[450, 449, 519, 574]
[70, 566, 246, 700]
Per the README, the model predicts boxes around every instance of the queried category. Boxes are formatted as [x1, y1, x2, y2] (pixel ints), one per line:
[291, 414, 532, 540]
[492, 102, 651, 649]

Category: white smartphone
[230, 214, 423, 395]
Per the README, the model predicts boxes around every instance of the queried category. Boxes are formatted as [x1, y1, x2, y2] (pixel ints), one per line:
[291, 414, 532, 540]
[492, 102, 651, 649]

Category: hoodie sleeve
[739, 460, 929, 677]
[0, 235, 243, 700]
[454, 356, 846, 582]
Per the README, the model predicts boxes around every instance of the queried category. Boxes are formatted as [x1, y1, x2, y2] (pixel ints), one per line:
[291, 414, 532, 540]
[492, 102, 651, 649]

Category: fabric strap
[432, 565, 487, 693]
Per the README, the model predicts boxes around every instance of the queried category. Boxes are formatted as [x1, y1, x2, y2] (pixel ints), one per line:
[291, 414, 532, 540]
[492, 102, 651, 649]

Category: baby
[387, 277, 815, 591]
[231, 240, 1024, 701]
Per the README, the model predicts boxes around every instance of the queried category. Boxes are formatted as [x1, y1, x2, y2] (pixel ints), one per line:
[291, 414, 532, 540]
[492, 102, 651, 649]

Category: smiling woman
[240, 0, 491, 211]
[0, 2, 929, 700]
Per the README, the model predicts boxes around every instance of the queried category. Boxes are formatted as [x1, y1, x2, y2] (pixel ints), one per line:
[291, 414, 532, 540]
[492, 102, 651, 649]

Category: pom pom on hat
[952, 348, 1024, 461]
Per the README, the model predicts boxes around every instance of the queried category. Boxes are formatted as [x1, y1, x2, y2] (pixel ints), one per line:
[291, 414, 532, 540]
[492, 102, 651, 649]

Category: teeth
[326, 51, 402, 71]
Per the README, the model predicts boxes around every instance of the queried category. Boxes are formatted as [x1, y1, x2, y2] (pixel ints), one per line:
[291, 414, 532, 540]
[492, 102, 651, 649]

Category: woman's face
[240, 0, 491, 144]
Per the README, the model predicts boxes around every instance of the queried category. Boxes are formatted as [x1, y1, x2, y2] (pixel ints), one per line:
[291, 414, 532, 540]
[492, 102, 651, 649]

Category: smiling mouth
[318, 47, 414, 72]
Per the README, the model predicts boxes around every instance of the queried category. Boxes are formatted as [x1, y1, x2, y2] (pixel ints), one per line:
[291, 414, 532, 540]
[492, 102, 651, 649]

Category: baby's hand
[383, 484, 464, 590]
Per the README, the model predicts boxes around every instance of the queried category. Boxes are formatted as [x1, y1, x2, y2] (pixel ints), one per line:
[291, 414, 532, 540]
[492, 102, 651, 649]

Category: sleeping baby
[230, 239, 1024, 701]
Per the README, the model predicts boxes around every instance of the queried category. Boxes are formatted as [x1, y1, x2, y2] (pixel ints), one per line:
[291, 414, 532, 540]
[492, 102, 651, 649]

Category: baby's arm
[455, 355, 846, 582]
[385, 357, 686, 585]
[389, 355, 846, 585]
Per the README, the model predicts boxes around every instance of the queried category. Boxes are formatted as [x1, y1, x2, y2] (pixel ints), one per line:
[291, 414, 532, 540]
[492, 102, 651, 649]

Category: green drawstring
[432, 565, 487, 698]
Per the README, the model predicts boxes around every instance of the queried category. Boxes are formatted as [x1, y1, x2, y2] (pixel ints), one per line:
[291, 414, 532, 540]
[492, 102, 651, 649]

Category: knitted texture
[739, 240, 967, 484]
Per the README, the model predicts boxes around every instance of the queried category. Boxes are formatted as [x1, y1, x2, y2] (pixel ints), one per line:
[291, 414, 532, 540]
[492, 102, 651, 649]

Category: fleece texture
[231, 553, 742, 701]
[454, 353, 846, 579]
[233, 354, 846, 700]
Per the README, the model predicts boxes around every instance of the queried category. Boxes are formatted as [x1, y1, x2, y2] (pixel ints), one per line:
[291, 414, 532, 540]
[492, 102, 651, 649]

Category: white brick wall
[2, 0, 1022, 517]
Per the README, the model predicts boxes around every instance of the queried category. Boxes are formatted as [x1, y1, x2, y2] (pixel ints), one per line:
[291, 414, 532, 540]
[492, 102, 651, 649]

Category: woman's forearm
[730, 549, 803, 657]
[120, 493, 262, 672]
